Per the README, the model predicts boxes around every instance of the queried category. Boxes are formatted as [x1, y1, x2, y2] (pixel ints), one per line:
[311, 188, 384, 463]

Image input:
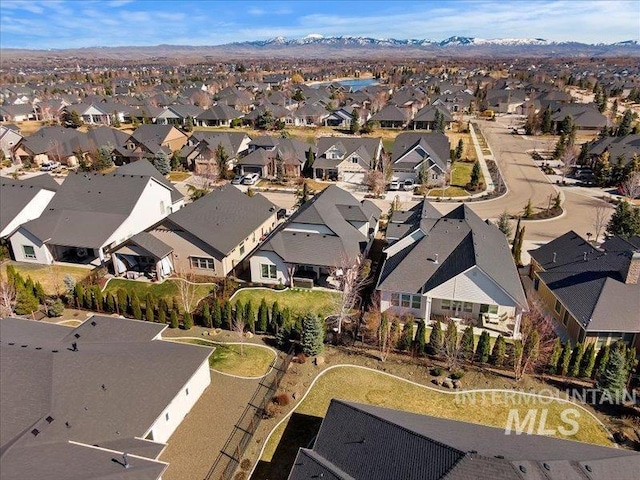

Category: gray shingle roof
[117, 159, 183, 204]
[288, 400, 640, 480]
[391, 132, 450, 172]
[0, 179, 55, 234]
[126, 231, 174, 259]
[0, 315, 210, 480]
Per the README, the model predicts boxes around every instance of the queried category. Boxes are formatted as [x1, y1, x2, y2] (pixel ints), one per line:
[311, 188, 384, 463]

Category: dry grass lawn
[1, 261, 91, 295]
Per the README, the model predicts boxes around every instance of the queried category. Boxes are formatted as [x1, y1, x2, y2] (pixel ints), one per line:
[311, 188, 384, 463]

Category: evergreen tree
[183, 311, 193, 330]
[301, 314, 325, 356]
[568, 342, 584, 377]
[598, 344, 629, 402]
[594, 344, 611, 379]
[469, 161, 481, 188]
[475, 331, 491, 363]
[223, 300, 233, 330]
[523, 199, 533, 218]
[258, 298, 269, 332]
[547, 338, 562, 374]
[460, 325, 475, 361]
[33, 281, 46, 303]
[497, 211, 512, 238]
[153, 152, 171, 175]
[62, 109, 83, 128]
[524, 330, 540, 370]
[245, 301, 256, 333]
[145, 293, 156, 315]
[130, 293, 142, 320]
[443, 318, 458, 361]
[74, 283, 85, 309]
[557, 342, 572, 376]
[145, 304, 155, 323]
[83, 288, 93, 310]
[14, 284, 39, 315]
[428, 318, 443, 354]
[202, 302, 211, 328]
[455, 139, 464, 161]
[541, 106, 552, 134]
[349, 108, 360, 134]
[398, 316, 415, 351]
[606, 201, 640, 238]
[271, 301, 281, 333]
[184, 116, 194, 132]
[414, 320, 426, 355]
[117, 289, 128, 316]
[157, 307, 166, 325]
[593, 151, 612, 187]
[579, 343, 596, 378]
[434, 109, 446, 133]
[170, 309, 179, 329]
[490, 335, 506, 366]
[105, 293, 116, 313]
[212, 298, 222, 328]
[617, 109, 634, 137]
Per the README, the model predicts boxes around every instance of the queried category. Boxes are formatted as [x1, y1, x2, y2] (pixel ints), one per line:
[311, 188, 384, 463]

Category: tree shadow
[251, 412, 323, 480]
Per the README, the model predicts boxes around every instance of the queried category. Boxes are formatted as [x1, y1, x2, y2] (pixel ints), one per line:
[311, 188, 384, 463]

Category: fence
[204, 345, 295, 480]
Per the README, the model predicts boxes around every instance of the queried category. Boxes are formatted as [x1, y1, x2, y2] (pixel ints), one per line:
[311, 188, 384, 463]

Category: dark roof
[196, 104, 243, 121]
[0, 316, 211, 480]
[391, 132, 450, 172]
[125, 231, 174, 258]
[369, 104, 408, 123]
[0, 178, 56, 234]
[163, 185, 277, 256]
[529, 231, 640, 332]
[13, 173, 60, 191]
[586, 134, 640, 165]
[131, 124, 185, 146]
[288, 400, 640, 480]
[116, 159, 183, 204]
[378, 202, 527, 308]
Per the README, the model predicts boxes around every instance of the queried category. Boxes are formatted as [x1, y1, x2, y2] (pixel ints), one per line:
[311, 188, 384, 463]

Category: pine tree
[157, 307, 166, 325]
[183, 311, 193, 330]
[153, 152, 171, 175]
[14, 284, 39, 315]
[245, 301, 256, 333]
[258, 298, 269, 332]
[617, 109, 634, 137]
[469, 161, 481, 188]
[547, 338, 562, 374]
[130, 293, 142, 320]
[170, 310, 179, 329]
[202, 302, 211, 328]
[594, 344, 611, 379]
[579, 343, 596, 378]
[598, 344, 629, 402]
[428, 318, 443, 355]
[212, 298, 222, 328]
[558, 342, 572, 376]
[460, 325, 475, 361]
[606, 201, 640, 238]
[414, 320, 426, 355]
[541, 106, 552, 134]
[497, 211, 512, 238]
[475, 331, 491, 363]
[568, 342, 584, 377]
[301, 314, 325, 356]
[490, 335, 506, 366]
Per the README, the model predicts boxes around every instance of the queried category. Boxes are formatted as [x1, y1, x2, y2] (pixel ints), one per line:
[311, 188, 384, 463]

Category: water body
[312, 78, 379, 90]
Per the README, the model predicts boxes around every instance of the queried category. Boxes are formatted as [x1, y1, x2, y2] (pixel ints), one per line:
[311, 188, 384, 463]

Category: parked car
[388, 179, 400, 191]
[40, 161, 60, 172]
[231, 174, 244, 185]
[403, 179, 415, 191]
[242, 173, 260, 185]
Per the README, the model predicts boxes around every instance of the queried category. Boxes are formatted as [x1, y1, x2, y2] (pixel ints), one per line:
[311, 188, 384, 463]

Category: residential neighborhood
[1, 1, 640, 479]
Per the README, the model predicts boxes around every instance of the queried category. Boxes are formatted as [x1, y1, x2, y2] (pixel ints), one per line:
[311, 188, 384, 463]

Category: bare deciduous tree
[381, 153, 394, 184]
[620, 171, 640, 201]
[0, 272, 16, 318]
[560, 146, 578, 181]
[592, 203, 610, 244]
[174, 268, 199, 315]
[233, 313, 246, 355]
[190, 91, 212, 108]
[332, 254, 370, 335]
[364, 170, 385, 196]
[48, 265, 62, 297]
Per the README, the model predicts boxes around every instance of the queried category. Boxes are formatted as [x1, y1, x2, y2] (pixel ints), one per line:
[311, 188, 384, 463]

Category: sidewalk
[469, 122, 495, 194]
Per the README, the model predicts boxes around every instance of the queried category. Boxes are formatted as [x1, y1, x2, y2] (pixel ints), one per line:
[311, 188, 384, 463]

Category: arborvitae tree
[301, 314, 325, 356]
[497, 211, 512, 238]
[245, 301, 256, 333]
[183, 311, 193, 330]
[223, 300, 233, 330]
[258, 298, 269, 332]
[579, 343, 596, 378]
[92, 285, 103, 312]
[475, 331, 491, 363]
[271, 301, 281, 332]
[414, 320, 426, 355]
[428, 318, 443, 354]
[541, 106, 552, 133]
[212, 299, 222, 328]
[510, 339, 523, 372]
[625, 347, 637, 374]
[145, 304, 155, 323]
[558, 342, 572, 376]
[523, 199, 533, 218]
[145, 293, 156, 315]
[234, 301, 244, 329]
[105, 293, 116, 313]
[568, 342, 585, 377]
[157, 307, 166, 325]
[130, 293, 142, 320]
[443, 318, 458, 362]
[398, 316, 415, 351]
[33, 281, 46, 303]
[455, 139, 464, 161]
[469, 161, 481, 188]
[598, 344, 629, 402]
[594, 344, 611, 379]
[202, 302, 211, 328]
[349, 108, 360, 134]
[117, 289, 128, 316]
[524, 330, 540, 372]
[170, 310, 179, 329]
[83, 289, 93, 310]
[460, 325, 475, 361]
[74, 283, 85, 309]
[547, 338, 562, 374]
[434, 109, 445, 133]
[490, 335, 506, 366]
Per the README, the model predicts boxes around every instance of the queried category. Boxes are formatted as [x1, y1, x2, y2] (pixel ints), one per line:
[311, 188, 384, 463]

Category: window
[411, 295, 421, 309]
[391, 293, 400, 306]
[622, 333, 635, 346]
[463, 302, 473, 313]
[22, 245, 36, 259]
[190, 257, 214, 269]
[562, 309, 570, 326]
[239, 241, 245, 255]
[533, 278, 540, 291]
[554, 299, 562, 314]
[351, 156, 359, 164]
[441, 299, 451, 310]
[260, 264, 277, 279]
[401, 294, 411, 308]
[480, 304, 498, 315]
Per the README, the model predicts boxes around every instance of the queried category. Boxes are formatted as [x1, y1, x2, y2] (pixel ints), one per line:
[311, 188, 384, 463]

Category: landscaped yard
[256, 366, 612, 479]
[103, 278, 214, 307]
[426, 186, 469, 197]
[231, 288, 340, 318]
[1, 261, 91, 295]
[167, 171, 191, 182]
[172, 338, 276, 377]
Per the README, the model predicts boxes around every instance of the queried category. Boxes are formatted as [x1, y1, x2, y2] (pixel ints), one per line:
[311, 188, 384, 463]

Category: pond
[312, 77, 379, 91]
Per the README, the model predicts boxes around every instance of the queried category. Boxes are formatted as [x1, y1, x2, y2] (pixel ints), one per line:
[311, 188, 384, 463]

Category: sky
[1, 0, 639, 49]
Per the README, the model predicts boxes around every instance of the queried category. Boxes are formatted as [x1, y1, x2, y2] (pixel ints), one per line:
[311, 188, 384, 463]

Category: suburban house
[115, 124, 187, 164]
[249, 185, 381, 287]
[313, 136, 383, 183]
[377, 201, 527, 336]
[369, 104, 410, 129]
[529, 231, 640, 349]
[116, 159, 185, 212]
[0, 315, 212, 480]
[237, 136, 312, 179]
[411, 104, 454, 131]
[195, 104, 244, 127]
[156, 104, 204, 126]
[551, 104, 610, 132]
[0, 176, 57, 239]
[63, 103, 112, 125]
[9, 171, 174, 266]
[583, 134, 640, 168]
[179, 131, 251, 174]
[288, 399, 640, 480]
[0, 124, 23, 162]
[390, 132, 450, 184]
[323, 107, 355, 128]
[110, 185, 278, 279]
[0, 104, 37, 122]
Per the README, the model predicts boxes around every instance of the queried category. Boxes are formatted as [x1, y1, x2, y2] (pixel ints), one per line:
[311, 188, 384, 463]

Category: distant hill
[2, 36, 639, 61]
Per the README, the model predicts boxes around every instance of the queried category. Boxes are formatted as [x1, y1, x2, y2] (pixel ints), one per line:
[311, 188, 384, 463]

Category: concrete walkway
[469, 122, 495, 194]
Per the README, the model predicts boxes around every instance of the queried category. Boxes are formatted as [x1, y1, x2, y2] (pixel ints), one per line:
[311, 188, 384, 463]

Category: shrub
[262, 402, 280, 419]
[47, 298, 64, 317]
[273, 392, 291, 406]
[183, 311, 193, 330]
[170, 310, 179, 329]
[430, 367, 444, 377]
[450, 370, 465, 380]
[301, 314, 325, 356]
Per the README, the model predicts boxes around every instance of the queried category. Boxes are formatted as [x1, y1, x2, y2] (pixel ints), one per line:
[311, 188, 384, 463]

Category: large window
[22, 245, 36, 259]
[480, 304, 498, 315]
[390, 292, 422, 310]
[190, 257, 214, 269]
[554, 299, 562, 314]
[261, 264, 277, 279]
[441, 299, 451, 310]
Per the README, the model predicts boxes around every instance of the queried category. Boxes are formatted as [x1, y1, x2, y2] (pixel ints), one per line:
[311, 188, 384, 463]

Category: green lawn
[103, 278, 214, 307]
[451, 160, 483, 187]
[256, 366, 611, 479]
[426, 186, 469, 197]
[173, 338, 276, 377]
[1, 261, 91, 295]
[231, 288, 340, 318]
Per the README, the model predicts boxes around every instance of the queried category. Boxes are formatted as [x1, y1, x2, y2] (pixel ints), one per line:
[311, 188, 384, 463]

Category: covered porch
[110, 232, 174, 281]
[49, 244, 104, 267]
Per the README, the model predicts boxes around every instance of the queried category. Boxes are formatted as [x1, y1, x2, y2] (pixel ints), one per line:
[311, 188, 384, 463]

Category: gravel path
[160, 371, 260, 480]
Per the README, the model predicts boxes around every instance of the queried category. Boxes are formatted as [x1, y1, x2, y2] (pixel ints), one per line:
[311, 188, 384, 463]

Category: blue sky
[1, 0, 638, 49]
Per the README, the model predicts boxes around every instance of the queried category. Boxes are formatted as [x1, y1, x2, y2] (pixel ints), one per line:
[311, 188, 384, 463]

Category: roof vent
[552, 252, 556, 263]
[583, 251, 588, 261]
[91, 321, 97, 326]
[8, 342, 14, 345]
[585, 465, 592, 472]
[46, 416, 54, 424]
[519, 465, 527, 473]
[21, 344, 27, 348]
[74, 333, 80, 339]
[543, 463, 551, 471]
[31, 429, 40, 437]
[494, 455, 505, 459]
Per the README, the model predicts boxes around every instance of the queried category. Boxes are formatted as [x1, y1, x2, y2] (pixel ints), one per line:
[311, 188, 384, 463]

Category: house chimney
[123, 453, 130, 469]
[624, 251, 640, 284]
[433, 253, 439, 264]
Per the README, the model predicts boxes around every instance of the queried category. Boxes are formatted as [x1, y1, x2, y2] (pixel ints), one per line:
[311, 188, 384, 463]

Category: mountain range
[3, 35, 639, 62]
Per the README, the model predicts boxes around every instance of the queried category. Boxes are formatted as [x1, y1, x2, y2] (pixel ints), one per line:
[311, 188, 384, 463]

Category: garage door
[341, 172, 365, 184]
[242, 166, 262, 174]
